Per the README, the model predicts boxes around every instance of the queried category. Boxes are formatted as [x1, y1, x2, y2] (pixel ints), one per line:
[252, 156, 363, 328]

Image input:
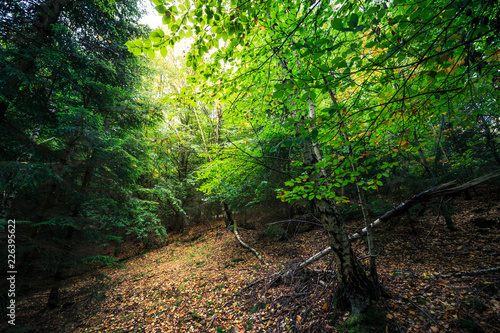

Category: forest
[0, 0, 499, 332]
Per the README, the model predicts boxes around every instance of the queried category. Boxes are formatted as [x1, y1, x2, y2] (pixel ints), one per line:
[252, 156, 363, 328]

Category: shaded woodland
[1, 0, 499, 332]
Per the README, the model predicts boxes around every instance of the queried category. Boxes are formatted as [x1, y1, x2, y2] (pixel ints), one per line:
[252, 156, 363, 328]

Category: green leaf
[155, 5, 167, 14]
[160, 46, 168, 57]
[348, 14, 359, 29]
[148, 49, 155, 59]
[273, 90, 284, 99]
[156, 29, 165, 37]
[311, 128, 318, 141]
[331, 18, 344, 30]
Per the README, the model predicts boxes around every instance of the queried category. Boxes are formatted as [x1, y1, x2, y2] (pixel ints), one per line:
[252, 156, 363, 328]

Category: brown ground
[5, 185, 500, 332]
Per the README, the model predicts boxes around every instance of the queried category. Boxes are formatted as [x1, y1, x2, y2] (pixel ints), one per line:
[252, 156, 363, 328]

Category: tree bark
[221, 202, 234, 227]
[274, 50, 376, 313]
[322, 75, 379, 285]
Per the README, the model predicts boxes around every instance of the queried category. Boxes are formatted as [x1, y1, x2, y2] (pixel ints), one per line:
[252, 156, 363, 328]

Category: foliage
[127, 0, 499, 213]
[0, 0, 167, 279]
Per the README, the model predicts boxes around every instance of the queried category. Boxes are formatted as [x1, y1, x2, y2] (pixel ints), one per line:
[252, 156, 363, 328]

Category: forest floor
[10, 185, 500, 332]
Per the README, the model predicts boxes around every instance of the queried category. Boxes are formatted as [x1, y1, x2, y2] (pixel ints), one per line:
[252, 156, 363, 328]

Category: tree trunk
[221, 202, 234, 227]
[294, 96, 375, 313]
[273, 48, 376, 313]
[314, 197, 376, 313]
[322, 75, 379, 285]
[413, 128, 457, 231]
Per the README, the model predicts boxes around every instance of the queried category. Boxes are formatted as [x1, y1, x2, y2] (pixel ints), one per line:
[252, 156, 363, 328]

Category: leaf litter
[12, 185, 500, 332]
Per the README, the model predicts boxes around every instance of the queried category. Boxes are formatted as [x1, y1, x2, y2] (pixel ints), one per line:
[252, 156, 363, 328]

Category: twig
[405, 297, 447, 332]
[266, 219, 322, 227]
[425, 198, 444, 239]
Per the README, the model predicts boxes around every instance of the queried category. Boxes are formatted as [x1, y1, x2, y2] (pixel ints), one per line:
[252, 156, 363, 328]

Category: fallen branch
[351, 169, 500, 239]
[233, 220, 269, 266]
[279, 170, 500, 277]
[437, 267, 500, 278]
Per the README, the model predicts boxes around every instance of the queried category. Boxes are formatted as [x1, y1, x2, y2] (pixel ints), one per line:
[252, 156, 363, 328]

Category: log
[280, 170, 500, 276]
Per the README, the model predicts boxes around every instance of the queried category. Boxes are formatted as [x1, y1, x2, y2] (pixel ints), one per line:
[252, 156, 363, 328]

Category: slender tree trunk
[271, 47, 376, 312]
[294, 97, 376, 314]
[479, 114, 500, 165]
[413, 129, 457, 231]
[221, 202, 234, 227]
[323, 75, 379, 286]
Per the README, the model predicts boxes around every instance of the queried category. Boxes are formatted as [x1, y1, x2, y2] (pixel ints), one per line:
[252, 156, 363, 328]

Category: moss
[339, 306, 387, 333]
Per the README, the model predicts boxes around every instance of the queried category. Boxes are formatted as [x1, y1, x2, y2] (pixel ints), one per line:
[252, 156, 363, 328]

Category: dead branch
[278, 170, 500, 277]
[437, 267, 500, 278]
[233, 219, 269, 266]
